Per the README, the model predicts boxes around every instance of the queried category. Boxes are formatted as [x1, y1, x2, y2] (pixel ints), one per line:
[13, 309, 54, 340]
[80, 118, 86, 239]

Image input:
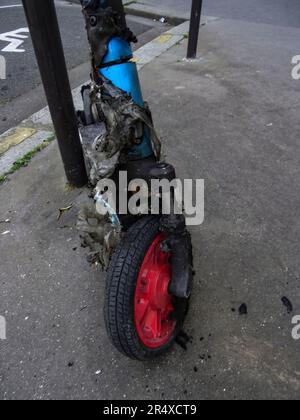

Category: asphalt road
[0, 0, 168, 134]
[203, 0, 300, 28]
[132, 0, 300, 28]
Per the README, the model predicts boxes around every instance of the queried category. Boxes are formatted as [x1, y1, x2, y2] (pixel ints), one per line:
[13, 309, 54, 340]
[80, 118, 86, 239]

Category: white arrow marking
[0, 27, 29, 53]
[0, 5, 22, 9]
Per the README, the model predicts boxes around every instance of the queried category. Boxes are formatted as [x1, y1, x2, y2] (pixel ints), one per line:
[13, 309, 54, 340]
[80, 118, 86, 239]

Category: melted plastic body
[100, 37, 153, 160]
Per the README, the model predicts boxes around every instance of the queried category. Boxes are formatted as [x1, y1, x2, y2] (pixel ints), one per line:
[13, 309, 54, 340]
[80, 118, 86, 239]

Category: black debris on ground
[281, 296, 293, 314]
[239, 303, 248, 315]
[175, 330, 191, 351]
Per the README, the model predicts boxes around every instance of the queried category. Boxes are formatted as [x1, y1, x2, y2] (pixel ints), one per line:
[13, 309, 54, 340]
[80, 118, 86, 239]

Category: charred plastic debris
[76, 0, 193, 300]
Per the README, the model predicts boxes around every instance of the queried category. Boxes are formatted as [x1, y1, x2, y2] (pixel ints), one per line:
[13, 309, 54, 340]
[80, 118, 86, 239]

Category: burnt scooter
[77, 0, 193, 360]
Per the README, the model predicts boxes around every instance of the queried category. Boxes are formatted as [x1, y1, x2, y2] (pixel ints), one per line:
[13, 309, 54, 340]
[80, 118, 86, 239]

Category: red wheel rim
[134, 234, 176, 349]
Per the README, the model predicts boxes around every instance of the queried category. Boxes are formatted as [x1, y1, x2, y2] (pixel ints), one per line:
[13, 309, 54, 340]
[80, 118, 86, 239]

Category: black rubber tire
[104, 215, 191, 360]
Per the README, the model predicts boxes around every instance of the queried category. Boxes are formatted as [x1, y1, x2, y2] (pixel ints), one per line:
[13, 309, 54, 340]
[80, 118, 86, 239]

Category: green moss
[0, 134, 55, 185]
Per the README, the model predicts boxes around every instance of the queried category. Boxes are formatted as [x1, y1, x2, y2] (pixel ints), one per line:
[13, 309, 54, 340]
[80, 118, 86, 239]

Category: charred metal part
[160, 214, 193, 299]
[79, 81, 161, 184]
[81, 2, 137, 69]
[80, 121, 120, 182]
[175, 329, 191, 351]
[121, 160, 175, 185]
[149, 163, 176, 182]
[76, 191, 121, 269]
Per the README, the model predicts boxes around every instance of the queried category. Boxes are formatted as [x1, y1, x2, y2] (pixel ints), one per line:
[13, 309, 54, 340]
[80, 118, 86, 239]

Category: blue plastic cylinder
[99, 37, 153, 160]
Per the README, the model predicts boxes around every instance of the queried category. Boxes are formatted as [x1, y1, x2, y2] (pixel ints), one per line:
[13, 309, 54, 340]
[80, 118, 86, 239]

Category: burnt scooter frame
[79, 0, 193, 300]
[23, 0, 193, 357]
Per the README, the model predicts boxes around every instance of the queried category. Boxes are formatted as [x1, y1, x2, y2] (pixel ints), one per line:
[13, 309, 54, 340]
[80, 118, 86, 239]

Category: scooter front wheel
[104, 216, 191, 360]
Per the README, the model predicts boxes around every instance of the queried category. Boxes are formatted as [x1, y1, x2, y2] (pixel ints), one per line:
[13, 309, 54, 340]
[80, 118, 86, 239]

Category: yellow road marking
[154, 34, 173, 44]
[0, 127, 37, 155]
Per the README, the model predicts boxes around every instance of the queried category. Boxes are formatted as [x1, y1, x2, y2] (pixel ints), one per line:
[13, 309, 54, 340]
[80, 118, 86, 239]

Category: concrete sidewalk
[1, 15, 300, 400]
[123, 0, 190, 24]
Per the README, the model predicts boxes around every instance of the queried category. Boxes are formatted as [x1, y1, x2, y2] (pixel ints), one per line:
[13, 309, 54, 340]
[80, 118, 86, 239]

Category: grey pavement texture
[1, 13, 300, 400]
[124, 0, 300, 28]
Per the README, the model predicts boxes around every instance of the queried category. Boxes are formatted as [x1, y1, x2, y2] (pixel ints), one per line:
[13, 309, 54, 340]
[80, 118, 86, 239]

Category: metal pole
[187, 0, 203, 59]
[22, 0, 88, 187]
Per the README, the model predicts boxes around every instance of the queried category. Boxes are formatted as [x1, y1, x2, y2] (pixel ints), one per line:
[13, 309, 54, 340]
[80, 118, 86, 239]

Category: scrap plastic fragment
[80, 79, 161, 184]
